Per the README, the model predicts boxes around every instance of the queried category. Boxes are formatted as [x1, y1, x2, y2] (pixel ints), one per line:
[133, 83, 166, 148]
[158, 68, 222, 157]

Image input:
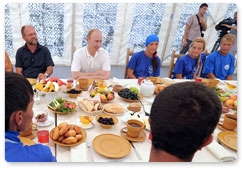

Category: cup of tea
[37, 130, 49, 144]
[126, 119, 145, 138]
[20, 122, 37, 137]
[223, 114, 237, 130]
[78, 78, 89, 90]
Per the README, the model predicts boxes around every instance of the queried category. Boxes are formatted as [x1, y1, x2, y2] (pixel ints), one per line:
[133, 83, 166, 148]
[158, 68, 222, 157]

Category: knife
[129, 140, 142, 160]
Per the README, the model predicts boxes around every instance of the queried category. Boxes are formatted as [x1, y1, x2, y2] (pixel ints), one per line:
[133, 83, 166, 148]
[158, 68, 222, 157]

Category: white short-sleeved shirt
[71, 46, 111, 72]
[187, 15, 207, 41]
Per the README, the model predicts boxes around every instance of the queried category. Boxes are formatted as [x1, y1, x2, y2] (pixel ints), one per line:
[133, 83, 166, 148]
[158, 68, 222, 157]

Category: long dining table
[30, 78, 237, 162]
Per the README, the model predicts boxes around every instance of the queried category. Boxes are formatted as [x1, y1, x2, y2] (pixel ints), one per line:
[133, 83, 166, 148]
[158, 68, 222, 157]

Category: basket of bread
[50, 122, 86, 146]
[78, 99, 104, 116]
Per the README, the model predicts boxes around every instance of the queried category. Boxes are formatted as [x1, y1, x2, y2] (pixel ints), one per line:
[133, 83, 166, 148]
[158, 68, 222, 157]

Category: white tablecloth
[31, 78, 237, 162]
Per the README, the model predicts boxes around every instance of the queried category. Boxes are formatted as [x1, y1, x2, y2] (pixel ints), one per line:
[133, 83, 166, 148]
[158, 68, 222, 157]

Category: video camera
[215, 18, 236, 36]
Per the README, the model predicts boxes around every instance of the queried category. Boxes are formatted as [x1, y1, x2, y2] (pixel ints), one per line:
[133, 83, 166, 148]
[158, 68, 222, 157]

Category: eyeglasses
[26, 33, 37, 37]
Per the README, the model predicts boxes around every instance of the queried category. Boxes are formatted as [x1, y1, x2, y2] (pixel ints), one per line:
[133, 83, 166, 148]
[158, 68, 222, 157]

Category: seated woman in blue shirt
[173, 37, 206, 79]
[5, 72, 57, 162]
[126, 34, 161, 79]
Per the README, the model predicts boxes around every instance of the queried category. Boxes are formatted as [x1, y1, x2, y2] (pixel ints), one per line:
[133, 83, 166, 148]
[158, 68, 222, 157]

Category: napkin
[205, 140, 236, 162]
[70, 143, 87, 162]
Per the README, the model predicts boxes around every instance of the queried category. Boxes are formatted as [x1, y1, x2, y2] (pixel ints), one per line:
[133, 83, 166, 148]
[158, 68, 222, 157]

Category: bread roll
[62, 136, 77, 144]
[127, 102, 141, 112]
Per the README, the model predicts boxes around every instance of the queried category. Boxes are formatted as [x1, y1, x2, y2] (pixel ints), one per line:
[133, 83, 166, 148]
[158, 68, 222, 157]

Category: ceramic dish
[120, 127, 146, 142]
[120, 112, 150, 131]
[118, 94, 142, 103]
[34, 116, 55, 127]
[218, 131, 237, 151]
[50, 125, 86, 147]
[48, 107, 76, 115]
[103, 103, 124, 115]
[74, 119, 95, 129]
[96, 114, 118, 129]
[93, 134, 131, 158]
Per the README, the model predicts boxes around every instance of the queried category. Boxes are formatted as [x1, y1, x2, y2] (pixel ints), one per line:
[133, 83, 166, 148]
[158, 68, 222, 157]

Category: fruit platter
[34, 77, 66, 94]
[89, 87, 115, 103]
[118, 87, 142, 102]
[48, 97, 77, 114]
[213, 87, 237, 110]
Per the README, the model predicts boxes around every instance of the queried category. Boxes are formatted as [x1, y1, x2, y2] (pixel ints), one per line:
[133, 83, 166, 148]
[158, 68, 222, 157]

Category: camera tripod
[211, 33, 228, 53]
[211, 37, 221, 53]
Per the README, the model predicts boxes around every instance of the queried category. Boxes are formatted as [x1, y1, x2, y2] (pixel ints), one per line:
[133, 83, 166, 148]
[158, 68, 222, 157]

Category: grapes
[129, 87, 139, 94]
[118, 88, 139, 100]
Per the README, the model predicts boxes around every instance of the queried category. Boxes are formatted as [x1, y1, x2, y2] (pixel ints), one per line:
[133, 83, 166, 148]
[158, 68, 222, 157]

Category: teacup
[78, 78, 89, 90]
[20, 122, 37, 137]
[126, 119, 145, 138]
[223, 114, 237, 130]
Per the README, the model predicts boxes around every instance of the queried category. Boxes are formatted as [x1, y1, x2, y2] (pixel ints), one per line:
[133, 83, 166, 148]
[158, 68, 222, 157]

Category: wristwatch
[44, 73, 49, 77]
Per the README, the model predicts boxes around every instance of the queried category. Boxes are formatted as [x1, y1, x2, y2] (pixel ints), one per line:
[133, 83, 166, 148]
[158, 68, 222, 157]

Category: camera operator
[221, 12, 237, 56]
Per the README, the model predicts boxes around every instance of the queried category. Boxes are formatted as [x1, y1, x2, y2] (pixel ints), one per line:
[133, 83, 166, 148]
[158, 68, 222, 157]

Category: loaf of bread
[127, 102, 141, 112]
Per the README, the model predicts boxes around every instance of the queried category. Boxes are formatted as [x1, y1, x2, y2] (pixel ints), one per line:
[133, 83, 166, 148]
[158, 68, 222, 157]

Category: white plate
[34, 116, 54, 127]
[74, 119, 95, 129]
[120, 112, 150, 131]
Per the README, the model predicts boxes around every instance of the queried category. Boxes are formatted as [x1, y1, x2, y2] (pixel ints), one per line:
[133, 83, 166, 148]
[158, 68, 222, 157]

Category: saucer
[217, 124, 236, 132]
[120, 127, 146, 142]
[20, 130, 37, 139]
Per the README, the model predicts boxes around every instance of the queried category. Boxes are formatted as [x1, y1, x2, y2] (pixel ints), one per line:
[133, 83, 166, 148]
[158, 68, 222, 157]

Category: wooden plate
[27, 78, 37, 85]
[48, 107, 76, 115]
[93, 134, 131, 158]
[50, 125, 86, 147]
[18, 136, 36, 146]
[118, 94, 143, 103]
[103, 103, 124, 115]
[218, 131, 237, 151]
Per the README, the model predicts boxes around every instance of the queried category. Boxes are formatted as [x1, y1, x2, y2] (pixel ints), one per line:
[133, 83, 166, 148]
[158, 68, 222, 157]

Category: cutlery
[138, 99, 150, 116]
[84, 116, 95, 126]
[86, 141, 94, 162]
[129, 140, 142, 160]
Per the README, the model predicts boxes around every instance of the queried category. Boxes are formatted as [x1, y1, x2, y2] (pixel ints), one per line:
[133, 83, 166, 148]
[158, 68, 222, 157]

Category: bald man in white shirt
[71, 29, 111, 80]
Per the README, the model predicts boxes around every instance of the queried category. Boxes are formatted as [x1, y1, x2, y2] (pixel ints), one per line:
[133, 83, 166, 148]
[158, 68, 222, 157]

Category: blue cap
[146, 34, 159, 46]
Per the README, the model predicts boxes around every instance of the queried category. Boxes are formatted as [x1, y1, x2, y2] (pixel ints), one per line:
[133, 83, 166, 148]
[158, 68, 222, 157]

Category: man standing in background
[180, 3, 208, 54]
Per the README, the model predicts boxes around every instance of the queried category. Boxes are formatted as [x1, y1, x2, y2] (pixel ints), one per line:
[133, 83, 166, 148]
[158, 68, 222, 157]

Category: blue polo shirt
[202, 51, 235, 80]
[15, 42, 54, 78]
[127, 51, 161, 78]
[5, 130, 57, 162]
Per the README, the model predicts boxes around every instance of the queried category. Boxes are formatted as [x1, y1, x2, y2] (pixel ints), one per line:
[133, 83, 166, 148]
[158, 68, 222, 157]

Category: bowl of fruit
[96, 114, 118, 129]
[90, 87, 115, 103]
[118, 87, 142, 102]
[67, 88, 82, 98]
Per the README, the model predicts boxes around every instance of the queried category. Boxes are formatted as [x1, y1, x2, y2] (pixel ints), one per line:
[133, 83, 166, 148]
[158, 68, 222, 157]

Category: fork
[138, 99, 150, 116]
[86, 141, 94, 162]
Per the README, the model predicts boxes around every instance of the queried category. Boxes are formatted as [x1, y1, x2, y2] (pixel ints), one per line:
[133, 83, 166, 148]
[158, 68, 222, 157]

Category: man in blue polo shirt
[15, 25, 54, 80]
[5, 72, 57, 162]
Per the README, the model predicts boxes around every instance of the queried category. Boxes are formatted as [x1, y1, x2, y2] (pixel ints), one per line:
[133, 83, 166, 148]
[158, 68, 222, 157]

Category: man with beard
[15, 25, 54, 80]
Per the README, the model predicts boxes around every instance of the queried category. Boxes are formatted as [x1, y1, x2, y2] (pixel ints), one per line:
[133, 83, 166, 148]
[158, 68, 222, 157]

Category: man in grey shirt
[180, 3, 208, 54]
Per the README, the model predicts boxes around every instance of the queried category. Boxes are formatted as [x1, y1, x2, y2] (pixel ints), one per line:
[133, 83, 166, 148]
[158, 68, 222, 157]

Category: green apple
[219, 96, 227, 102]
[90, 90, 96, 97]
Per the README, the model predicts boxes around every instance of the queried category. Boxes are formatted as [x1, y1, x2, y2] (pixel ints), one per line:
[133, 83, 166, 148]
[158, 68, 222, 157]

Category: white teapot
[140, 80, 155, 97]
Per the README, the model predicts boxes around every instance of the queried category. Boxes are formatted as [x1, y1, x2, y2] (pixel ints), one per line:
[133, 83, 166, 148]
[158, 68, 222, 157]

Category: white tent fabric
[6, 3, 237, 67]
